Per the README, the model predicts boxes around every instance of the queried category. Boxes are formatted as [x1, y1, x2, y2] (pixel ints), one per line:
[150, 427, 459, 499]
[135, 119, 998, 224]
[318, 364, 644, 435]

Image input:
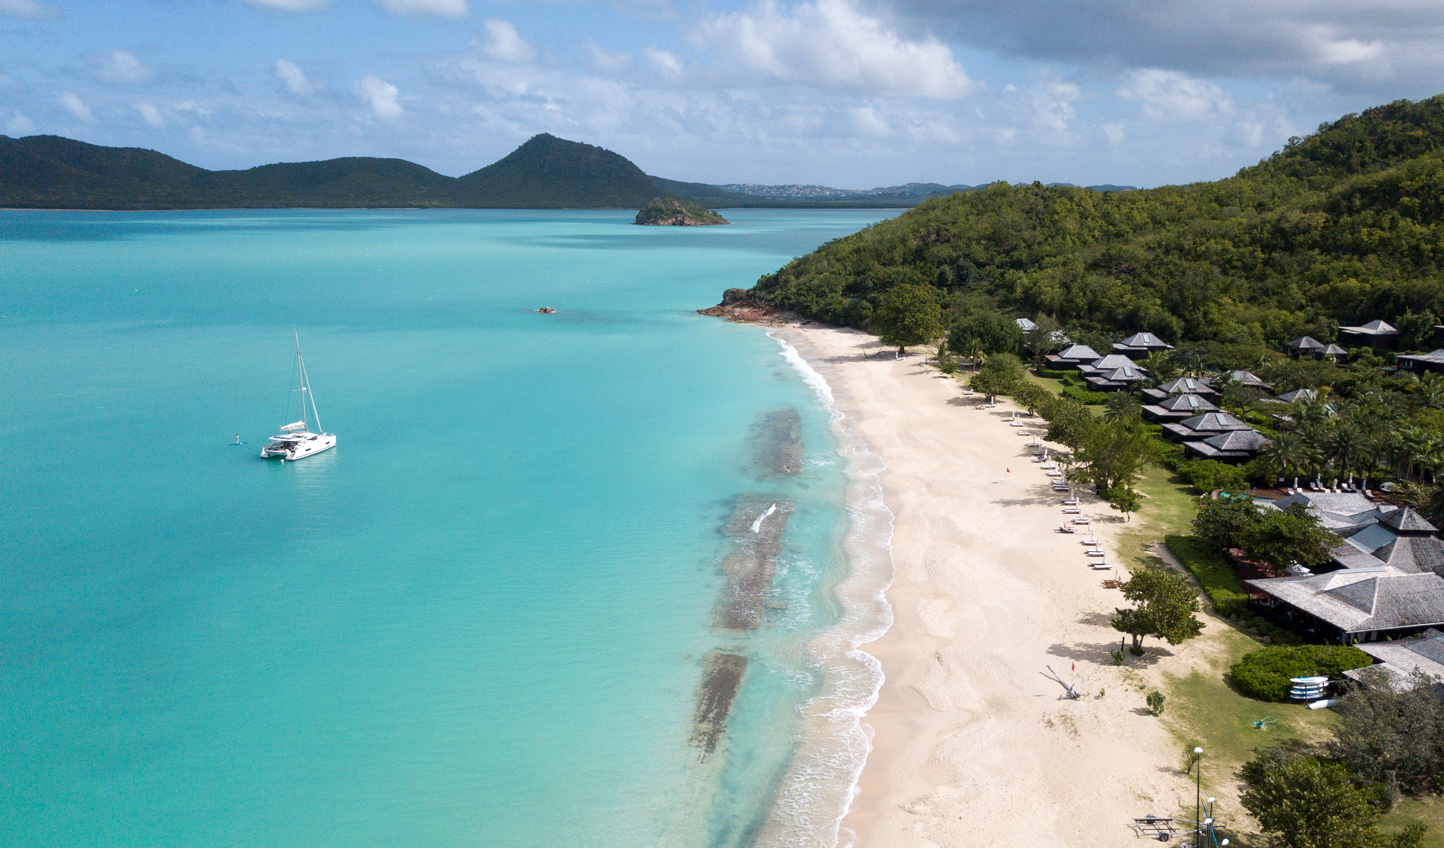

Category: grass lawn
[1384, 798, 1444, 848]
[1115, 465, 1199, 569]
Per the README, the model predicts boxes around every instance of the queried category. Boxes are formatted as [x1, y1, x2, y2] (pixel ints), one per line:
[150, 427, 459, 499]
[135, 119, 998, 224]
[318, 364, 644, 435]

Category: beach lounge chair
[1072, 517, 1091, 525]
[1058, 524, 1076, 533]
[1047, 471, 1064, 478]
[1090, 560, 1110, 570]
[1061, 497, 1078, 505]
[1087, 549, 1106, 557]
[1062, 506, 1081, 514]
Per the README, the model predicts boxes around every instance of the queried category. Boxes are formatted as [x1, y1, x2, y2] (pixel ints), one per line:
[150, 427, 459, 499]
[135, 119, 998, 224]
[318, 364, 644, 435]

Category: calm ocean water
[0, 209, 895, 848]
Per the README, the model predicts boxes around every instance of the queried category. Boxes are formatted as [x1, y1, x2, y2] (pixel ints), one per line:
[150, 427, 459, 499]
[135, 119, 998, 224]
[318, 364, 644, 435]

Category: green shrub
[1035, 367, 1074, 379]
[1179, 459, 1251, 493]
[970, 353, 1025, 395]
[1061, 385, 1111, 404]
[1229, 645, 1374, 702]
[1146, 690, 1166, 716]
[1165, 534, 1251, 616]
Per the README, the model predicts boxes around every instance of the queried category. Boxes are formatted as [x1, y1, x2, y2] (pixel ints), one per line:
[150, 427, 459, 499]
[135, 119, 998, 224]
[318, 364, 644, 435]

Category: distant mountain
[452, 134, 659, 208]
[0, 132, 1133, 210]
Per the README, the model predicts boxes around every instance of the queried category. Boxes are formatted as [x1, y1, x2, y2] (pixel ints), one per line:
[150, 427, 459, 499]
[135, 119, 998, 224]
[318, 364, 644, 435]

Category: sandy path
[777, 325, 1193, 848]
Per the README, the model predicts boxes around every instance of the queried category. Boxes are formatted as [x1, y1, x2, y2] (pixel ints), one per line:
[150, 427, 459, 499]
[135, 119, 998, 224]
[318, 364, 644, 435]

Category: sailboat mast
[295, 329, 323, 433]
[295, 329, 308, 431]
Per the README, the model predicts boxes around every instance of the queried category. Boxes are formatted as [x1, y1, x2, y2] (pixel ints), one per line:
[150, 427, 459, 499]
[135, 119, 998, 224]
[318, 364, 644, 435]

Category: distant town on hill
[0, 132, 1134, 211]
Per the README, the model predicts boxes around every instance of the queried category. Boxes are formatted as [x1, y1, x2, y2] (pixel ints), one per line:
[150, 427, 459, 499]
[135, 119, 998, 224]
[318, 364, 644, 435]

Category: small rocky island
[634, 196, 729, 226]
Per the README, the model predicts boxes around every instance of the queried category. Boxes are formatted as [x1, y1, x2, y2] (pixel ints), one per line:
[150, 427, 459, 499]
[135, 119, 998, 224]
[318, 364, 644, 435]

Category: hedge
[1164, 534, 1299, 644]
[1061, 385, 1111, 405]
[1228, 645, 1374, 702]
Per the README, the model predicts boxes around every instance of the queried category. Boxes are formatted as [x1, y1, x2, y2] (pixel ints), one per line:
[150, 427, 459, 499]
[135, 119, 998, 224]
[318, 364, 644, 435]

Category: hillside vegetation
[0, 133, 738, 210]
[745, 96, 1444, 347]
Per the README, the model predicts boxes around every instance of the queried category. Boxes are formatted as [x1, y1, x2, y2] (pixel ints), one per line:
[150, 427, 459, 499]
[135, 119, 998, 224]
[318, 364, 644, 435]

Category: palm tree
[1259, 431, 1319, 484]
[1328, 423, 1373, 481]
[1103, 392, 1142, 424]
[1417, 372, 1444, 409]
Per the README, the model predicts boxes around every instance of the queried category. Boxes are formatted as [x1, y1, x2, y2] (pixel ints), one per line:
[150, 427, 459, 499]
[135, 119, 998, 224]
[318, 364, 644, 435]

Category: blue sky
[2, 0, 1441, 187]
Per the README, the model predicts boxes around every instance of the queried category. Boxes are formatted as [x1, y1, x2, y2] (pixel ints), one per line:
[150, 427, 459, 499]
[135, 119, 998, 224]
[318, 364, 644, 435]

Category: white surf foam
[751, 503, 779, 534]
[756, 330, 897, 848]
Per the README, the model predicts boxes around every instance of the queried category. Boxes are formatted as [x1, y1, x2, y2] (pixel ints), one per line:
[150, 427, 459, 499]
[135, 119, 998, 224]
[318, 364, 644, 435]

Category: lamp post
[1194, 747, 1204, 847]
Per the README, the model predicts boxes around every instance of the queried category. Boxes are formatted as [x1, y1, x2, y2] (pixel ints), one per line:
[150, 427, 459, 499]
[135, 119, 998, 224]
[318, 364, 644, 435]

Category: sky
[2, 0, 1442, 188]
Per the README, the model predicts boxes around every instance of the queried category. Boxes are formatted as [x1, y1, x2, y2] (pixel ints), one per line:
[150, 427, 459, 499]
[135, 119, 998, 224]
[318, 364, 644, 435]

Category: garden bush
[1035, 367, 1074, 379]
[1229, 645, 1374, 702]
[1179, 459, 1251, 493]
[1061, 386, 1110, 405]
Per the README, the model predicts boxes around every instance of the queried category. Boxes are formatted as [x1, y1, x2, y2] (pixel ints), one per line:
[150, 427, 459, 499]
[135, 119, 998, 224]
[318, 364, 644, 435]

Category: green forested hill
[746, 96, 1444, 348]
[0, 133, 751, 209]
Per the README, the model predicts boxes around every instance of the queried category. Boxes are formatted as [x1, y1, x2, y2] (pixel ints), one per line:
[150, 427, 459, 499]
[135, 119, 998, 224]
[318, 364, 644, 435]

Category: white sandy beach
[777, 325, 1197, 848]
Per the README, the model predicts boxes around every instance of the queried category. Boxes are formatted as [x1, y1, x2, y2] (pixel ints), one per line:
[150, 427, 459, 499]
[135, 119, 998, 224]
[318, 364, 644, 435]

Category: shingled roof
[1339, 319, 1399, 337]
[1347, 629, 1444, 693]
[1381, 507, 1438, 535]
[1247, 568, 1444, 636]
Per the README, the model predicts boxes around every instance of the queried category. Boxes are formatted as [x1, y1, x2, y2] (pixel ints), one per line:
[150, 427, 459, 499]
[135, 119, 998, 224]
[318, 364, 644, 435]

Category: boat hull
[260, 435, 337, 460]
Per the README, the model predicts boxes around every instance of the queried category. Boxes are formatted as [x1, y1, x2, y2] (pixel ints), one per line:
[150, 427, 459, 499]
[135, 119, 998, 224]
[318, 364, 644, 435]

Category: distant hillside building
[1398, 350, 1444, 374]
[1286, 336, 1326, 358]
[1160, 411, 1269, 462]
[1142, 393, 1219, 422]
[1045, 344, 1102, 370]
[1339, 319, 1400, 350]
[1142, 377, 1219, 402]
[1223, 370, 1271, 391]
[1112, 332, 1174, 355]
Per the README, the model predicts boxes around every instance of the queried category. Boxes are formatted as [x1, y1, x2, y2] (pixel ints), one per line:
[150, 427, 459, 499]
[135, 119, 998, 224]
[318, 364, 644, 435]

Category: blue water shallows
[0, 209, 896, 848]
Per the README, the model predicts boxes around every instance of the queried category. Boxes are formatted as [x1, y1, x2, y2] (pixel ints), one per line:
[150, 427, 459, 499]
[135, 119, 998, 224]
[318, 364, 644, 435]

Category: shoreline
[770, 324, 1191, 848]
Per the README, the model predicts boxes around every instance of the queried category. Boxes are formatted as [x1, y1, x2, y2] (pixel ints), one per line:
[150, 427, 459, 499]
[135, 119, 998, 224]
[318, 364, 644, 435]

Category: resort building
[1016, 317, 1036, 333]
[1142, 393, 1219, 422]
[1344, 629, 1444, 694]
[1185, 429, 1272, 461]
[1160, 411, 1253, 442]
[1246, 567, 1444, 643]
[1338, 319, 1400, 350]
[1398, 350, 1444, 374]
[1112, 332, 1174, 355]
[1045, 344, 1103, 370]
[1142, 377, 1219, 402]
[1286, 336, 1326, 358]
[1223, 370, 1271, 391]
[1260, 495, 1444, 577]
[1160, 411, 1269, 462]
[1322, 343, 1347, 360]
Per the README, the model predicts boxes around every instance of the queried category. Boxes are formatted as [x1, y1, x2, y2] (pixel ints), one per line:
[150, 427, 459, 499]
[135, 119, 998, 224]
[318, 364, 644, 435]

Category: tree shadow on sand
[1047, 640, 1175, 668]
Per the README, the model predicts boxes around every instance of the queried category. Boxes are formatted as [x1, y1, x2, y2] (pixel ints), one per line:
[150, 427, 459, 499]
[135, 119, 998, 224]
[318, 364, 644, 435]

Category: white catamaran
[261, 332, 337, 461]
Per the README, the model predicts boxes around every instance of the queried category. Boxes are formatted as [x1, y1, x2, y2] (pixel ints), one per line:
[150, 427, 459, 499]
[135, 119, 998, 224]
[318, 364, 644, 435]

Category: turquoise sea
[0, 209, 896, 848]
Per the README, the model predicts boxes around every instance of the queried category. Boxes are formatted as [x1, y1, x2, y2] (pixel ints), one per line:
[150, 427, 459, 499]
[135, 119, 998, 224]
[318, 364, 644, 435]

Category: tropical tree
[1102, 392, 1142, 424]
[1106, 486, 1142, 522]
[874, 283, 943, 354]
[1193, 496, 1263, 551]
[1328, 669, 1444, 798]
[1076, 418, 1153, 494]
[1259, 431, 1320, 485]
[1022, 314, 1064, 364]
[1111, 566, 1204, 651]
[1240, 503, 1339, 570]
[1240, 749, 1385, 848]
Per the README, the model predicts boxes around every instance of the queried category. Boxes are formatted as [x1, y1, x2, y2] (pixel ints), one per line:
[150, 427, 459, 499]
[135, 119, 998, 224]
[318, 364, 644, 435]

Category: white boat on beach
[261, 332, 336, 462]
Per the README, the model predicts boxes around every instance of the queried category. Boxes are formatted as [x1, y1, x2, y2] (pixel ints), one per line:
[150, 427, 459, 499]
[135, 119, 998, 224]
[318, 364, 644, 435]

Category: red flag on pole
[1006, 468, 1011, 473]
[1071, 662, 1075, 672]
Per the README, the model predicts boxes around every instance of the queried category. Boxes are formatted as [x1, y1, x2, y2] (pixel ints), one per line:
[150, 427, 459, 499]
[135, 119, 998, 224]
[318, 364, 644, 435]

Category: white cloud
[849, 106, 892, 137]
[135, 102, 165, 128]
[241, 0, 327, 10]
[6, 110, 35, 134]
[1102, 122, 1125, 145]
[699, 0, 975, 99]
[378, 0, 468, 18]
[644, 47, 683, 80]
[0, 72, 22, 90]
[273, 59, 315, 95]
[0, 0, 60, 19]
[93, 50, 156, 84]
[59, 92, 92, 121]
[1117, 69, 1234, 121]
[586, 43, 633, 73]
[355, 75, 403, 119]
[475, 19, 535, 64]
